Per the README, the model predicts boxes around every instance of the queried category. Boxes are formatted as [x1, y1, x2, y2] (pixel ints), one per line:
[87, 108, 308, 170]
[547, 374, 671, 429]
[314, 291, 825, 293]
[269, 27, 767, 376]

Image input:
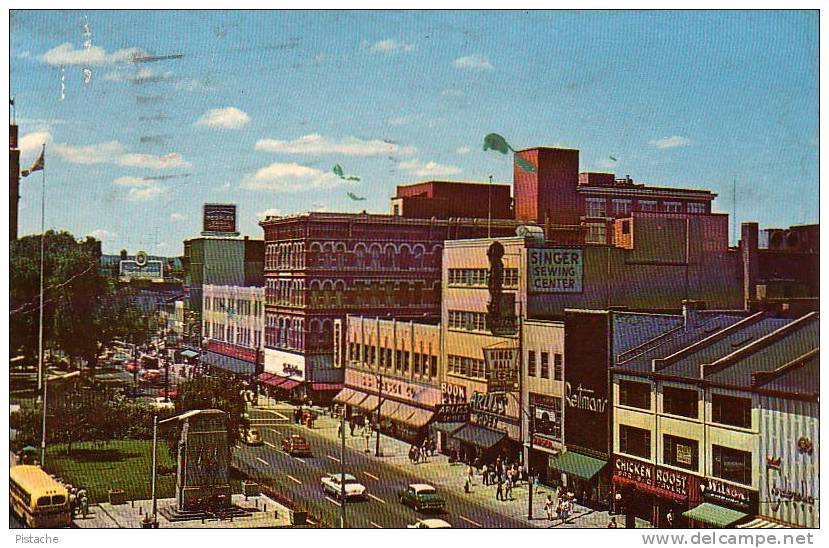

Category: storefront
[548, 450, 609, 508]
[445, 390, 521, 464]
[612, 454, 702, 528]
[334, 369, 439, 445]
[683, 478, 758, 528]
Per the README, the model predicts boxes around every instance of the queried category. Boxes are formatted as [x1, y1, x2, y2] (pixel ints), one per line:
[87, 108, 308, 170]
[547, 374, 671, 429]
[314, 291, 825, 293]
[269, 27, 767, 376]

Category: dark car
[281, 434, 312, 456]
[398, 483, 446, 513]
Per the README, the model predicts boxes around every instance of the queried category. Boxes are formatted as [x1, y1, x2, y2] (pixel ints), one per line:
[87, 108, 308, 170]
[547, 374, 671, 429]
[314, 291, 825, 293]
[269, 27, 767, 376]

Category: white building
[202, 284, 264, 377]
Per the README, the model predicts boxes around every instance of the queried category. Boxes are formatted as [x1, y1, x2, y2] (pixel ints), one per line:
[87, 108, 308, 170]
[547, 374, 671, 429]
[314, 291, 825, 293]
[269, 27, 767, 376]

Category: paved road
[232, 409, 527, 529]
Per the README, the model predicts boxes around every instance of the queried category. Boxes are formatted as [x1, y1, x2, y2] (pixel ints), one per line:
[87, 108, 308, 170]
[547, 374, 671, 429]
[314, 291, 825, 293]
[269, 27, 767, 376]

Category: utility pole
[375, 368, 383, 457]
[151, 414, 158, 523]
[339, 407, 346, 528]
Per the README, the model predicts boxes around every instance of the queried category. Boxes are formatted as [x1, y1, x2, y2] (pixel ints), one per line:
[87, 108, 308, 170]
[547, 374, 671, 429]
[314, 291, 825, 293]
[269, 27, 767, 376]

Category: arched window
[354, 243, 367, 269]
[382, 244, 396, 268]
[413, 244, 425, 269]
[398, 244, 413, 270]
[309, 242, 322, 268]
[322, 242, 335, 268]
[369, 244, 382, 269]
[334, 243, 346, 269]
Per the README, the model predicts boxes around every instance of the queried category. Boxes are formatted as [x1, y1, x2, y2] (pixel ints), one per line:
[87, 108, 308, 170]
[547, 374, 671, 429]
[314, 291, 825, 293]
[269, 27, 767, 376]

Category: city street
[233, 405, 532, 529]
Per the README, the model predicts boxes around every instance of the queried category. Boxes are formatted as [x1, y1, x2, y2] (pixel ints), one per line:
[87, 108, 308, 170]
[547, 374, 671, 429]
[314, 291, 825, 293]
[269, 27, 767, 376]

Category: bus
[9, 465, 72, 528]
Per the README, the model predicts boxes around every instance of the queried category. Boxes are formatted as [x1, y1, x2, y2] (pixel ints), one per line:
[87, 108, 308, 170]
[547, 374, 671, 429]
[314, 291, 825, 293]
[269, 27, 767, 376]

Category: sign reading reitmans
[528, 248, 583, 293]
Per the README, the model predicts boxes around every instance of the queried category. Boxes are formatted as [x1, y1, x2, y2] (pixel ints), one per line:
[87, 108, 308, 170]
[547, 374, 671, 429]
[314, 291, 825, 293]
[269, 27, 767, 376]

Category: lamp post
[151, 414, 158, 523]
[374, 369, 382, 457]
[339, 407, 346, 528]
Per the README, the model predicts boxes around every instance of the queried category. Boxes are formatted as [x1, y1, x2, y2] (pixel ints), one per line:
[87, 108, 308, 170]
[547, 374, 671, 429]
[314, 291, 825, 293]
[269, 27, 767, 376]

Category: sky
[10, 10, 819, 255]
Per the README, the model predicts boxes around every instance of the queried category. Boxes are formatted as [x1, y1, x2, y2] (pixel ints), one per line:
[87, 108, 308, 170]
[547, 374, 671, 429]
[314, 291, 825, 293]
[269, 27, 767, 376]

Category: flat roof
[396, 179, 511, 189]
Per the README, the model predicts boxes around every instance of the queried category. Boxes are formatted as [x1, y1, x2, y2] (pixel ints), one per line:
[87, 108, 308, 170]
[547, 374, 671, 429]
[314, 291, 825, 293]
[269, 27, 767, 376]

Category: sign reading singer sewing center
[528, 248, 583, 293]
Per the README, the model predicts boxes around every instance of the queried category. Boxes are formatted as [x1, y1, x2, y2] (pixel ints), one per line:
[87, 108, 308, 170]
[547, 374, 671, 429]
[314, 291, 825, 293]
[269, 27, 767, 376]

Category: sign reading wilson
[528, 249, 583, 293]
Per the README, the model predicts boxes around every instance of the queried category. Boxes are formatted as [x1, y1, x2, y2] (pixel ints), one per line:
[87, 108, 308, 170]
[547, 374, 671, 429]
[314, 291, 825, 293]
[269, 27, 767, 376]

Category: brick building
[259, 212, 526, 403]
[390, 180, 512, 220]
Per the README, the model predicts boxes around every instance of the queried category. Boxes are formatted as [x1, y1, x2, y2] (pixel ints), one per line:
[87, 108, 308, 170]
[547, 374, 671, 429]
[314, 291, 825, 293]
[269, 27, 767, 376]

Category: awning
[683, 503, 748, 528]
[452, 423, 506, 449]
[384, 402, 433, 429]
[311, 383, 343, 392]
[406, 407, 433, 428]
[333, 387, 364, 405]
[181, 349, 199, 359]
[432, 422, 466, 435]
[279, 379, 302, 391]
[379, 401, 401, 419]
[548, 451, 607, 481]
[354, 395, 379, 414]
[736, 518, 790, 529]
[258, 372, 275, 383]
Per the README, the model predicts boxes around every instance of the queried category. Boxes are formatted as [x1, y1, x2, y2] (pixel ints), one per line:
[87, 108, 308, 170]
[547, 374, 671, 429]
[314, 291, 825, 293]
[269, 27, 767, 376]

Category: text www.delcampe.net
[641, 532, 816, 546]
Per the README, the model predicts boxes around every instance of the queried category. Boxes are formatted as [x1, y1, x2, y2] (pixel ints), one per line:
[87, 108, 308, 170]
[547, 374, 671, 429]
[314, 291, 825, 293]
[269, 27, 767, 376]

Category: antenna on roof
[732, 175, 737, 246]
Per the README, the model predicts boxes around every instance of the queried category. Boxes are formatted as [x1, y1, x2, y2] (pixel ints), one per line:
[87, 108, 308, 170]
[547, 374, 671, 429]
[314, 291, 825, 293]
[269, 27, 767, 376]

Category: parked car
[158, 387, 178, 399]
[281, 434, 312, 456]
[241, 428, 263, 446]
[141, 369, 162, 382]
[320, 473, 365, 500]
[398, 483, 446, 513]
[150, 397, 174, 410]
[407, 518, 452, 529]
[125, 362, 140, 373]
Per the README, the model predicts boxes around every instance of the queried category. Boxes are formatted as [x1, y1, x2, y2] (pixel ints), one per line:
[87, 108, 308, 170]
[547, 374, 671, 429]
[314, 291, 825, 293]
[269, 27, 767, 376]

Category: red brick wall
[514, 148, 581, 225]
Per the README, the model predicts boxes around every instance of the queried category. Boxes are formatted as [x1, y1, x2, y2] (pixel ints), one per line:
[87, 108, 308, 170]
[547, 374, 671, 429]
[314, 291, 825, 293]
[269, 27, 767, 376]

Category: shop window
[540, 352, 550, 379]
[712, 445, 752, 486]
[662, 386, 698, 418]
[711, 394, 752, 429]
[663, 434, 699, 471]
[619, 424, 651, 460]
[528, 351, 537, 377]
[619, 380, 651, 409]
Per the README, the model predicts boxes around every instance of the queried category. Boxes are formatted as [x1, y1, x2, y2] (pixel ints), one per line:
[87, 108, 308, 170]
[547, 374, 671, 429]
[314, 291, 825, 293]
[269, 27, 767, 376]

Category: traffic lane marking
[255, 457, 269, 466]
[324, 496, 342, 507]
[326, 454, 341, 463]
[367, 493, 386, 504]
[363, 471, 379, 481]
[370, 521, 383, 528]
[459, 515, 482, 528]
[263, 440, 276, 448]
[286, 474, 302, 485]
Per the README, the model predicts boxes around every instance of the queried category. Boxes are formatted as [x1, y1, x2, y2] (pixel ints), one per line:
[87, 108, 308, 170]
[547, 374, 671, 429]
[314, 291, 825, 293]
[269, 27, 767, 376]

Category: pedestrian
[349, 420, 355, 436]
[608, 517, 618, 528]
[666, 509, 675, 528]
[556, 500, 563, 522]
[421, 442, 429, 463]
[496, 478, 504, 501]
[505, 477, 513, 500]
[337, 422, 343, 438]
[467, 464, 474, 485]
[481, 464, 489, 485]
[545, 495, 555, 521]
[518, 464, 525, 485]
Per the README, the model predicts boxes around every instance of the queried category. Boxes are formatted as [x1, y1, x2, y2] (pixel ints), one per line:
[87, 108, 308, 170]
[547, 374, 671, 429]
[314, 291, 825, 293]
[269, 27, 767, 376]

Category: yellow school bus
[9, 465, 72, 528]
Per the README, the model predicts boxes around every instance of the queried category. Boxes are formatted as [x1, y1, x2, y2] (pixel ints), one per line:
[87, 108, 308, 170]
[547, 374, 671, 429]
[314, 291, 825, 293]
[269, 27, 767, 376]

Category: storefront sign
[345, 369, 441, 407]
[528, 248, 583, 293]
[470, 391, 507, 429]
[615, 455, 654, 485]
[530, 393, 562, 445]
[435, 403, 470, 423]
[565, 382, 607, 414]
[704, 479, 754, 510]
[483, 347, 519, 393]
[440, 382, 467, 404]
[207, 340, 257, 364]
[614, 455, 693, 499]
[283, 363, 304, 379]
[655, 468, 689, 497]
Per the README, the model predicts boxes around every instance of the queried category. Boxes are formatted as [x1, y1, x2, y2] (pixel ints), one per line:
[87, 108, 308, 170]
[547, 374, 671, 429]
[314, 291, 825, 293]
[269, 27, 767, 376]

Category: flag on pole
[21, 148, 45, 177]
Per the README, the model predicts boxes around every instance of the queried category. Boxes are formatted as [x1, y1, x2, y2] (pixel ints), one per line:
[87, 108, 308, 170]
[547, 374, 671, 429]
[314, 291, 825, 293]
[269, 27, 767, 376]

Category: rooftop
[396, 179, 511, 189]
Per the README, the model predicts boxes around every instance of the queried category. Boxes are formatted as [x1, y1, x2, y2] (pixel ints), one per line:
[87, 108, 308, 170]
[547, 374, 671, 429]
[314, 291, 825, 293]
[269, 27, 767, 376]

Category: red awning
[279, 379, 301, 391]
[613, 475, 688, 502]
[257, 372, 274, 382]
[311, 383, 343, 392]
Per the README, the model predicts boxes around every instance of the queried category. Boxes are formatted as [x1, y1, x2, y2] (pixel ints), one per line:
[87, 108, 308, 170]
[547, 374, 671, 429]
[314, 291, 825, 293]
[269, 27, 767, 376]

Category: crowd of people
[408, 438, 436, 463]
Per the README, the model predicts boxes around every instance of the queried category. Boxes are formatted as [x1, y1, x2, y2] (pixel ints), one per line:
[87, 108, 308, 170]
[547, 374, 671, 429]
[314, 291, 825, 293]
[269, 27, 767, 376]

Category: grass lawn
[44, 440, 177, 504]
[45, 440, 244, 504]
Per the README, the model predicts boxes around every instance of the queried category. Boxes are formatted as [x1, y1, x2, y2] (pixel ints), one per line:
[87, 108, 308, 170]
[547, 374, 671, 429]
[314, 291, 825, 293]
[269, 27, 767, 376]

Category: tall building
[202, 284, 264, 378]
[514, 147, 717, 244]
[259, 212, 527, 403]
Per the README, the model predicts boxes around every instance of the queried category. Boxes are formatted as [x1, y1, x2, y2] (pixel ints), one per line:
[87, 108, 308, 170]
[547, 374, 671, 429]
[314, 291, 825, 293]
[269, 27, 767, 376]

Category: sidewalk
[255, 399, 652, 529]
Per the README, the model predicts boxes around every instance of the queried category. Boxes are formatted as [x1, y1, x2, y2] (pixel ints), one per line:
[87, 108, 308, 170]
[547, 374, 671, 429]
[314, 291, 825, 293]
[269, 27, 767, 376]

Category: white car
[321, 473, 366, 500]
[407, 518, 452, 529]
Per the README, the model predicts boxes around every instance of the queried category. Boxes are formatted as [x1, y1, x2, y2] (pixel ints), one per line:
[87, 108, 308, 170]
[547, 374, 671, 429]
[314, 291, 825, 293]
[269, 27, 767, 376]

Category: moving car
[320, 473, 365, 500]
[241, 428, 263, 446]
[158, 387, 178, 399]
[281, 434, 312, 456]
[398, 483, 446, 513]
[141, 369, 161, 382]
[407, 518, 452, 529]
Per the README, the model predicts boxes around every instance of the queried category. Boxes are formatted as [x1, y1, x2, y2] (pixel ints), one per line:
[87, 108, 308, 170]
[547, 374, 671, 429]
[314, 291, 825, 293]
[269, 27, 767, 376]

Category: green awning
[683, 503, 748, 528]
[547, 451, 607, 481]
[181, 350, 199, 358]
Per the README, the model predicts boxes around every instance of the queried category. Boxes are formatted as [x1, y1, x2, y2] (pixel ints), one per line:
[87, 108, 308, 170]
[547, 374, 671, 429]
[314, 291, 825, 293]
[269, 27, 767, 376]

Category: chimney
[682, 300, 704, 331]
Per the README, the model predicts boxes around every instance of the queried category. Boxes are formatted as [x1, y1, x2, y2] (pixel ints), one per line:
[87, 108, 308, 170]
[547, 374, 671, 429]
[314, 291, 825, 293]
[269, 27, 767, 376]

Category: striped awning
[683, 503, 748, 528]
[333, 387, 364, 405]
[379, 401, 401, 419]
[279, 379, 301, 391]
[737, 518, 791, 529]
[258, 372, 275, 382]
[354, 395, 379, 414]
[311, 383, 343, 392]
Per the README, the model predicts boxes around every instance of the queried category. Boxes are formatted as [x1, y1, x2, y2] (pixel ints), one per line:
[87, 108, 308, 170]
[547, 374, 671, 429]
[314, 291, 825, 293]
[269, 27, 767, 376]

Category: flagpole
[38, 143, 47, 467]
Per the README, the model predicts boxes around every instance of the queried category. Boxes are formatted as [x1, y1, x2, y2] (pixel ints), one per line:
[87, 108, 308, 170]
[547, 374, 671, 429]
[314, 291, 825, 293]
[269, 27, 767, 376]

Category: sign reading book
[528, 248, 583, 293]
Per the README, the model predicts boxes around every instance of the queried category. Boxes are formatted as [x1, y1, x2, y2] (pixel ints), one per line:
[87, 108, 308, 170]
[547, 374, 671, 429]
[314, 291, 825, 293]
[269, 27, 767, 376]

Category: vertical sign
[483, 347, 519, 392]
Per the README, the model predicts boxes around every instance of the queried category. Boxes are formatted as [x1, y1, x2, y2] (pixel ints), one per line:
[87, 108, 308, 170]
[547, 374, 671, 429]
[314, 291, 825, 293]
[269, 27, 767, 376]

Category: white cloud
[170, 213, 188, 222]
[126, 186, 166, 202]
[52, 141, 190, 169]
[89, 229, 115, 241]
[650, 136, 692, 149]
[399, 159, 462, 177]
[255, 134, 416, 157]
[256, 208, 283, 220]
[39, 42, 144, 66]
[241, 162, 346, 193]
[113, 176, 151, 187]
[19, 131, 53, 157]
[195, 107, 250, 129]
[453, 55, 494, 71]
[455, 146, 472, 155]
[369, 39, 415, 54]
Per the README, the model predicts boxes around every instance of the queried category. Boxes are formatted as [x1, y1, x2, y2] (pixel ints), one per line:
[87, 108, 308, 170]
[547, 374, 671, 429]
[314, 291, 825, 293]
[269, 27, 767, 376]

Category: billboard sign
[119, 259, 164, 280]
[528, 248, 583, 293]
[202, 203, 238, 235]
[530, 393, 562, 448]
[483, 347, 519, 393]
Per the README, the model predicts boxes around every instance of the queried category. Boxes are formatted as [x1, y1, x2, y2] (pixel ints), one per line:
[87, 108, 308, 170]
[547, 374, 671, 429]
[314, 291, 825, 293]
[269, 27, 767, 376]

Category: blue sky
[10, 10, 818, 254]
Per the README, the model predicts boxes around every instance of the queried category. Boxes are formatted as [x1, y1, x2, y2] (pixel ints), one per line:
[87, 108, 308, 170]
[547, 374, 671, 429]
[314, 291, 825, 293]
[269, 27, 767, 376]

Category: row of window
[584, 198, 708, 218]
[347, 342, 439, 378]
[618, 425, 752, 486]
[527, 350, 562, 381]
[447, 310, 488, 332]
[447, 268, 519, 287]
[205, 296, 263, 317]
[204, 322, 262, 349]
[447, 354, 487, 379]
[265, 242, 441, 271]
[618, 380, 752, 428]
[265, 280, 437, 309]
